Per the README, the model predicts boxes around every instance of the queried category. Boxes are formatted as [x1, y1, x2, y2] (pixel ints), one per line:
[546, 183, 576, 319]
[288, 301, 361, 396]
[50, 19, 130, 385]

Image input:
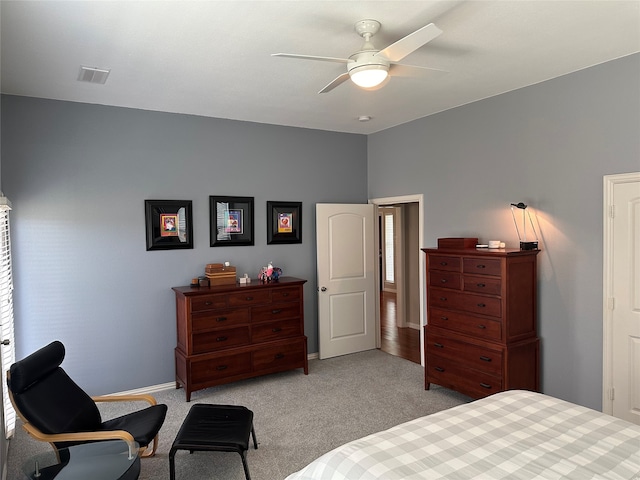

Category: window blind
[0, 203, 16, 438]
[384, 213, 395, 283]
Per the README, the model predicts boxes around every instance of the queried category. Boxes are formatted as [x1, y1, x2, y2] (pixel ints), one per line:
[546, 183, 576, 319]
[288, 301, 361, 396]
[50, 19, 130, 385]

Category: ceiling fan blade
[389, 63, 448, 78]
[318, 72, 350, 94]
[272, 53, 350, 64]
[376, 23, 443, 62]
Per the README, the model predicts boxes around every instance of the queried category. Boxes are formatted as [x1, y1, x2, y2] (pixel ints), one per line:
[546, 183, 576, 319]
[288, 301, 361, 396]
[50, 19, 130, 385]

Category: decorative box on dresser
[173, 277, 308, 401]
[422, 247, 539, 399]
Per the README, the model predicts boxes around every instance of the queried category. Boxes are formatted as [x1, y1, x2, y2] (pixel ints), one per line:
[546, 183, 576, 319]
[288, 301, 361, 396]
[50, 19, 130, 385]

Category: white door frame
[603, 171, 640, 414]
[370, 194, 425, 366]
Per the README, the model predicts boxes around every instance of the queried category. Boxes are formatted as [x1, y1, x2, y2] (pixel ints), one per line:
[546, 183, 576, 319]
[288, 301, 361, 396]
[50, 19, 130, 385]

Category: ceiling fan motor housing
[348, 51, 390, 87]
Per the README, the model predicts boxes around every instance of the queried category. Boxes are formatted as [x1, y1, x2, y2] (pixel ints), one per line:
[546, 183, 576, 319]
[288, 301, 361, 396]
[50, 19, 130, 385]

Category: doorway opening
[370, 195, 424, 365]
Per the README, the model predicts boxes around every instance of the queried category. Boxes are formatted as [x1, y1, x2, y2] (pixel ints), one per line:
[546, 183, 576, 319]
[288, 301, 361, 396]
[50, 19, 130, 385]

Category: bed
[285, 390, 640, 480]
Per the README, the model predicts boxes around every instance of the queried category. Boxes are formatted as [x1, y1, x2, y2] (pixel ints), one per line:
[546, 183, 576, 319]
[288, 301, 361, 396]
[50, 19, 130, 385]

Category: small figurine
[259, 262, 282, 282]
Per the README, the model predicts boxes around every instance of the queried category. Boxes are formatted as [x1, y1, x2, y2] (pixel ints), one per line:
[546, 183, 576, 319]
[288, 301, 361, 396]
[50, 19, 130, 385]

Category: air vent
[77, 66, 110, 84]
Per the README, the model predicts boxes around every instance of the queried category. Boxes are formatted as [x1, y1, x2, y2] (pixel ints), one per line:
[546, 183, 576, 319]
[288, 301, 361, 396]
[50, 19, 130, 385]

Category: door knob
[320, 287, 327, 292]
[1, 339, 10, 346]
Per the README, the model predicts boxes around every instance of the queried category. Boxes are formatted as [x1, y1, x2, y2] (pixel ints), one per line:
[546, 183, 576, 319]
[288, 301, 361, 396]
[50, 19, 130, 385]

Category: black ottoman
[169, 404, 258, 480]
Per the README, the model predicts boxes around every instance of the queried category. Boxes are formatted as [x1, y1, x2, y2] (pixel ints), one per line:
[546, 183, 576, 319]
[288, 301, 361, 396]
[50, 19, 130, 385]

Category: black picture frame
[144, 200, 193, 251]
[210, 196, 255, 247]
[267, 201, 302, 244]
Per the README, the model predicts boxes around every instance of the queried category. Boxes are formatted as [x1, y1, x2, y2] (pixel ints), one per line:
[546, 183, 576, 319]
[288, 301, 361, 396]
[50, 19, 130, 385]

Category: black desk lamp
[510, 202, 539, 250]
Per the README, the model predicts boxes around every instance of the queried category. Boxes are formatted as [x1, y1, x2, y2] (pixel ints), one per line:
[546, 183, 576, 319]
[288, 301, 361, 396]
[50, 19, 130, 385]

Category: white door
[316, 204, 377, 359]
[604, 173, 640, 424]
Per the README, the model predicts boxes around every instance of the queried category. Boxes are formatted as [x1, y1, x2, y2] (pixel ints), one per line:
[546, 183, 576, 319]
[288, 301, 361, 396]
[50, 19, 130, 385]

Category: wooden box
[437, 237, 478, 249]
[205, 263, 237, 286]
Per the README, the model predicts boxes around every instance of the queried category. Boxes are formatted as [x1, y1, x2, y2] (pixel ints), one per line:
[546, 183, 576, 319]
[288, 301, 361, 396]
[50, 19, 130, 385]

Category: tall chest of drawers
[422, 248, 539, 399]
[173, 277, 308, 401]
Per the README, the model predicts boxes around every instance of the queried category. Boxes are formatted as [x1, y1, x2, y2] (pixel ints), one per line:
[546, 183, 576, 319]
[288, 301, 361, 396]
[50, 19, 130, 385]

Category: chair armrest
[22, 423, 138, 458]
[91, 394, 158, 406]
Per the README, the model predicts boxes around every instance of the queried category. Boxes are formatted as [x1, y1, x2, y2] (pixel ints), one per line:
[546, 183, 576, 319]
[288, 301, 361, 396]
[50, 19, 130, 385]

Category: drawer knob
[245, 296, 253, 301]
[216, 336, 228, 342]
[205, 301, 213, 306]
[477, 303, 486, 308]
[216, 317, 227, 322]
[440, 316, 448, 321]
[477, 265, 486, 269]
[272, 327, 282, 333]
[478, 324, 487, 329]
[216, 365, 228, 371]
[440, 262, 448, 266]
[274, 353, 285, 360]
[434, 343, 444, 348]
[476, 283, 486, 288]
[282, 293, 289, 297]
[272, 309, 282, 314]
[480, 383, 492, 389]
[439, 297, 447, 302]
[435, 367, 445, 372]
[479, 356, 492, 362]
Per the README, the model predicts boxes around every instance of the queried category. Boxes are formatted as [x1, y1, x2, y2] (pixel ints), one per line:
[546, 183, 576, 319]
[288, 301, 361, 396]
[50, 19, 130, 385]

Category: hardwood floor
[380, 290, 421, 364]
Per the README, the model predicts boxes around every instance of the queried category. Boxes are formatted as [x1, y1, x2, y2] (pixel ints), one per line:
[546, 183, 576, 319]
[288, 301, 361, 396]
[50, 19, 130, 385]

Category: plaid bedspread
[285, 390, 640, 480]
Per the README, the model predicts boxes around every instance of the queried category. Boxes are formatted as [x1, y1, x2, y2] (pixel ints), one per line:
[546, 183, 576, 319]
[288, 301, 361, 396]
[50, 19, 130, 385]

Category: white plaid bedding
[285, 390, 640, 480]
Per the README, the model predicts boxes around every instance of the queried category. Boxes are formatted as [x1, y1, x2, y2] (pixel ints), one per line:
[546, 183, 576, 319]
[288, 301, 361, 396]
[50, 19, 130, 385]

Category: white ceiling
[1, 1, 639, 134]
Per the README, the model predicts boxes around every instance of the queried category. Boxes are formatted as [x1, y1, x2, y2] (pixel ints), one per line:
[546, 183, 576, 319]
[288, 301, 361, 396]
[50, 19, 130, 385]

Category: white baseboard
[111, 382, 175, 397]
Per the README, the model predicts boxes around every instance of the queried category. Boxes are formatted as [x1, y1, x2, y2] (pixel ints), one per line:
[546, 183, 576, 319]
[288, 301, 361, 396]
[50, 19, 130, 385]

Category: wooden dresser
[173, 277, 308, 401]
[422, 248, 539, 399]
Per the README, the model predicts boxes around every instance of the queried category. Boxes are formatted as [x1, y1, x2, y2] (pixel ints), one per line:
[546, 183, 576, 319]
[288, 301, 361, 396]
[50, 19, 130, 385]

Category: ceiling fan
[272, 19, 447, 94]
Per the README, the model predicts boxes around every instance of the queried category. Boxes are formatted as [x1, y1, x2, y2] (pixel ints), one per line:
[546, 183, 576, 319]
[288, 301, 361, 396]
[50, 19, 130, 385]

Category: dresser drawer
[252, 339, 305, 371]
[429, 308, 502, 341]
[426, 354, 502, 398]
[251, 301, 301, 323]
[463, 257, 502, 276]
[227, 290, 271, 307]
[271, 286, 301, 302]
[429, 255, 461, 272]
[191, 308, 249, 332]
[429, 289, 502, 317]
[191, 327, 250, 354]
[426, 331, 503, 376]
[251, 318, 301, 343]
[190, 294, 228, 312]
[463, 275, 502, 295]
[190, 352, 252, 384]
[429, 271, 461, 290]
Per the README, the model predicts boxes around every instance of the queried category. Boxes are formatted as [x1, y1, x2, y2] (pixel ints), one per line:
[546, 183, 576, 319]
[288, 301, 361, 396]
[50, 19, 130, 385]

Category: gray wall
[368, 53, 640, 410]
[2, 54, 638, 409]
[0, 96, 367, 395]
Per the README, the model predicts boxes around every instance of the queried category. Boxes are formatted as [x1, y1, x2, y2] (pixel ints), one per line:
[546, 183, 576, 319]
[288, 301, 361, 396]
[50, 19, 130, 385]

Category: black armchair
[7, 340, 167, 458]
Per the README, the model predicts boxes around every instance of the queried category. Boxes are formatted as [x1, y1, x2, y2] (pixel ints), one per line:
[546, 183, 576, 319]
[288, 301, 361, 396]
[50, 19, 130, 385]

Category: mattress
[285, 390, 640, 480]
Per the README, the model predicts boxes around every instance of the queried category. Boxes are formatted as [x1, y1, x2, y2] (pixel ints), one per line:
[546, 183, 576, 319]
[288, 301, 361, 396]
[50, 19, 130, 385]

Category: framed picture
[210, 196, 255, 246]
[267, 201, 302, 244]
[144, 200, 193, 250]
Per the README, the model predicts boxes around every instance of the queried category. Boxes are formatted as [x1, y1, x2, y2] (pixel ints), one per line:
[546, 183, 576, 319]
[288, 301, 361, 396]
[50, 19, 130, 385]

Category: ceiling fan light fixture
[349, 64, 388, 88]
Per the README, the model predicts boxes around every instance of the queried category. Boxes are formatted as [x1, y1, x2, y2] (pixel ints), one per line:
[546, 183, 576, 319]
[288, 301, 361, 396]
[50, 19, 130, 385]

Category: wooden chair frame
[7, 371, 161, 458]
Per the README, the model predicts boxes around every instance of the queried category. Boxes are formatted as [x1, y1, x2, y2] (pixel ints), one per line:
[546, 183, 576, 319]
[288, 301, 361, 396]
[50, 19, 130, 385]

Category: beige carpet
[8, 349, 471, 480]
